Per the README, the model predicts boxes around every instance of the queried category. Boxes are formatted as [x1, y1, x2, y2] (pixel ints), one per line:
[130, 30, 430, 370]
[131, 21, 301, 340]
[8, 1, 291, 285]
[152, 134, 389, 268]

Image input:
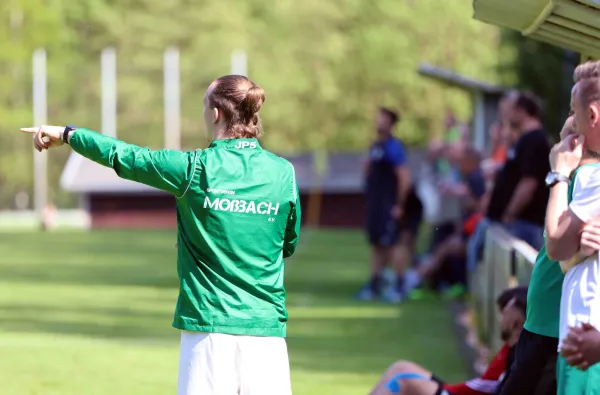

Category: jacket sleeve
[69, 128, 197, 197]
[283, 173, 301, 258]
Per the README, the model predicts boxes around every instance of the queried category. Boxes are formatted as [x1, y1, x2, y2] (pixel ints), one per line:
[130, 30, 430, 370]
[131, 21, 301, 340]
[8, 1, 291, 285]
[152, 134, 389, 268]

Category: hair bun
[242, 86, 265, 115]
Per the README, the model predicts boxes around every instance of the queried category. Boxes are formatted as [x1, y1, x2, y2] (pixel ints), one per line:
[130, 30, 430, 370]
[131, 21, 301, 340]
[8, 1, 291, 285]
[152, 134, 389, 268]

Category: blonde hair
[573, 61, 600, 105]
[573, 61, 600, 82]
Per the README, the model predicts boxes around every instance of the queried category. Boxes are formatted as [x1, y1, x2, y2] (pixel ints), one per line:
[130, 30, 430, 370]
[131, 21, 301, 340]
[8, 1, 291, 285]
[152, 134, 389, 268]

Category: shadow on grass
[0, 231, 178, 288]
[0, 303, 176, 340]
[0, 236, 364, 294]
[0, 261, 178, 288]
[0, 254, 361, 294]
[0, 301, 463, 378]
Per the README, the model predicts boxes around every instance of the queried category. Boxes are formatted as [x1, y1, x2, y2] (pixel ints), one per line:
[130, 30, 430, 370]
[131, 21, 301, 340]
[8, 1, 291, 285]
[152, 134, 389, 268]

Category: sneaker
[403, 269, 422, 295]
[408, 288, 426, 301]
[355, 284, 379, 301]
[442, 284, 466, 300]
[381, 286, 405, 304]
[382, 267, 396, 288]
[408, 288, 438, 301]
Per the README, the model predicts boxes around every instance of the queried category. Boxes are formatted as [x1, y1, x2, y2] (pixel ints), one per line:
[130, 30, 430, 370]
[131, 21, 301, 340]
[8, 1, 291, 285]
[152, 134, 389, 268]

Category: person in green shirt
[545, 62, 600, 395]
[22, 75, 301, 395]
[498, 116, 599, 395]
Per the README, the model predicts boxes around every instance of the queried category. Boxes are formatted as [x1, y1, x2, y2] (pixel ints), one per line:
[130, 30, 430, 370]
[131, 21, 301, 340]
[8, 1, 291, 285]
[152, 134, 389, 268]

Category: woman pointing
[22, 75, 301, 395]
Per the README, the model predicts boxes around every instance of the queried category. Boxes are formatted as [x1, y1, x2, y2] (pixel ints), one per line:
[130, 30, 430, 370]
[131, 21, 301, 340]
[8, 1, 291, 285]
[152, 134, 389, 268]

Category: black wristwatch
[63, 125, 77, 144]
[545, 171, 570, 187]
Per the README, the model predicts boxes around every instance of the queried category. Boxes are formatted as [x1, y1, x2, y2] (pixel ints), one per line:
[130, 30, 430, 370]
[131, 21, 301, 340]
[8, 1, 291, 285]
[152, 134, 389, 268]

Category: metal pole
[164, 47, 181, 150]
[231, 50, 247, 76]
[33, 48, 48, 229]
[101, 47, 117, 138]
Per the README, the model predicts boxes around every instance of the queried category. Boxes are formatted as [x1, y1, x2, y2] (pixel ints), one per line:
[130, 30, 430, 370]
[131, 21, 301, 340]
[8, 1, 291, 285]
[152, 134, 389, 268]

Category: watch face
[545, 172, 556, 186]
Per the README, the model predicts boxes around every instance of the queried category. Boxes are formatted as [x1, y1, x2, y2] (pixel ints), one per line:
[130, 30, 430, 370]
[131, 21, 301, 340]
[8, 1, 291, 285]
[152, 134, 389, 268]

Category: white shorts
[177, 331, 292, 395]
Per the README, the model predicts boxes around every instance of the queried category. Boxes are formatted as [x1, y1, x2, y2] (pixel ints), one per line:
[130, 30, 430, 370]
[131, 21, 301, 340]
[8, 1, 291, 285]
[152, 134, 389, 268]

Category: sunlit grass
[0, 229, 466, 395]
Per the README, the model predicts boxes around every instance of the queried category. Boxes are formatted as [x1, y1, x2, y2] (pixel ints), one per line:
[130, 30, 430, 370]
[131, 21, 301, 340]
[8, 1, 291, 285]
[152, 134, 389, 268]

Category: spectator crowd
[359, 92, 551, 303]
[414, 91, 550, 297]
[360, 60, 600, 395]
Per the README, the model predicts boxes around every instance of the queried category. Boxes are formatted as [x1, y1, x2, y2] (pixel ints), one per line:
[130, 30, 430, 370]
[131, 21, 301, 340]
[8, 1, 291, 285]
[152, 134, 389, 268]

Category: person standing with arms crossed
[544, 60, 600, 395]
[357, 107, 423, 303]
[21, 75, 301, 395]
[501, 72, 600, 393]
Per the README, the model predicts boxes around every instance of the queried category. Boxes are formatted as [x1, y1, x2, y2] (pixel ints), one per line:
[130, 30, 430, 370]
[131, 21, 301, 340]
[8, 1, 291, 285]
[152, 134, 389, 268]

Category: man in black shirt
[486, 92, 549, 249]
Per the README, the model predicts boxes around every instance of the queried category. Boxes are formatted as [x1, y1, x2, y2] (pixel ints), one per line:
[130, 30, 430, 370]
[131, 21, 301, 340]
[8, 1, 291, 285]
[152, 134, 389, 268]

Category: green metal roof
[473, 0, 600, 57]
[418, 63, 505, 94]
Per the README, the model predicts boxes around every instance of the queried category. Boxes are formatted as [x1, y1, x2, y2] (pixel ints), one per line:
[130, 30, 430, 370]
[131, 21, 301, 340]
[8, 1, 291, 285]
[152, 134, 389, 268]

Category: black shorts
[497, 329, 557, 395]
[367, 215, 401, 247]
[366, 210, 422, 247]
[399, 209, 423, 237]
[430, 375, 453, 395]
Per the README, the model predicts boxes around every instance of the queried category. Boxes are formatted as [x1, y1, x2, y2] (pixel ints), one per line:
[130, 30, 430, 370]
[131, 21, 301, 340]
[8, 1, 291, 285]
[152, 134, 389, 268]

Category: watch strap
[553, 172, 570, 183]
[63, 125, 77, 144]
[547, 171, 570, 187]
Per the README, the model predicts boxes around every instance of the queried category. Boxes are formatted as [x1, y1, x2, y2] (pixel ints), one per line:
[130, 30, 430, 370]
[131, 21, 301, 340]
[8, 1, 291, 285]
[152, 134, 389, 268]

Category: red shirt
[491, 144, 508, 164]
[444, 344, 510, 395]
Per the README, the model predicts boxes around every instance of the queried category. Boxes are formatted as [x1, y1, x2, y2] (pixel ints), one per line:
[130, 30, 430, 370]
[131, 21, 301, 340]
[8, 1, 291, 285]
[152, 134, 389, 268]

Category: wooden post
[306, 148, 328, 227]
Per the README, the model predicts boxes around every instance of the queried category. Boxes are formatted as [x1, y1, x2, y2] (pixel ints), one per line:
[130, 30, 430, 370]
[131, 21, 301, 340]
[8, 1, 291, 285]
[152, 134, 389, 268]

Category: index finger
[560, 342, 578, 355]
[20, 127, 38, 134]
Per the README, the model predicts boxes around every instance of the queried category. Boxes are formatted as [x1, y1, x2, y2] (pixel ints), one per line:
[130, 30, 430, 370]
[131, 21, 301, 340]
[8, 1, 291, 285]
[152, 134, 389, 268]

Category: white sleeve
[569, 167, 600, 222]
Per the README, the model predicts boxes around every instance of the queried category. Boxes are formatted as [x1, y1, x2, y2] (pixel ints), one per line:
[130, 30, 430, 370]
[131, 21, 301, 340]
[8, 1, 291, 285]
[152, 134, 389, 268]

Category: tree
[499, 30, 577, 139]
[0, 0, 502, 208]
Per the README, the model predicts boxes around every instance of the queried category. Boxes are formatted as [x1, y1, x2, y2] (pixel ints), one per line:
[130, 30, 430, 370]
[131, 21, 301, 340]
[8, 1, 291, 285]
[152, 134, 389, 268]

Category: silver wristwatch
[545, 171, 570, 187]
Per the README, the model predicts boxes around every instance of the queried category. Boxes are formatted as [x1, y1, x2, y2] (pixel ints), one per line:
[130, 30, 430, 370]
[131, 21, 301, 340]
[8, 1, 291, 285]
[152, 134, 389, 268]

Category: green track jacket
[70, 128, 301, 337]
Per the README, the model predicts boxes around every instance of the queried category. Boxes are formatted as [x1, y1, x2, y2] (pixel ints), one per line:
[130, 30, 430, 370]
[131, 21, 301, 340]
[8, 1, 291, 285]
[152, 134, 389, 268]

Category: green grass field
[0, 229, 467, 395]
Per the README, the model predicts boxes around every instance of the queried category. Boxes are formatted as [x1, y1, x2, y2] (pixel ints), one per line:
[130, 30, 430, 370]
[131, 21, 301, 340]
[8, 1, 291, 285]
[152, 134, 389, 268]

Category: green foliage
[499, 30, 577, 140]
[0, 0, 502, 208]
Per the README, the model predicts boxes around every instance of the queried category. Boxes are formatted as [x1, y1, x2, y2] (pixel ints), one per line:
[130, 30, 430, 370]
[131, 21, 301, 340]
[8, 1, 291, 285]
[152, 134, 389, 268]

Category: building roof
[418, 63, 505, 94]
[60, 149, 426, 195]
[473, 0, 600, 58]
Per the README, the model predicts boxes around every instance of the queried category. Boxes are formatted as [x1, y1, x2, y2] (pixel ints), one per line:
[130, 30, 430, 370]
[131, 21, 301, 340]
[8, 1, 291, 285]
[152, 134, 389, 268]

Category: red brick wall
[89, 192, 366, 229]
[90, 193, 176, 229]
[299, 193, 366, 228]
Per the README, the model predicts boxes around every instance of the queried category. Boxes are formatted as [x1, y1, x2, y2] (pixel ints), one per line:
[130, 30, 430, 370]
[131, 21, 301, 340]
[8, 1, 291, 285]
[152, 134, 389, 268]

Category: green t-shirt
[444, 125, 462, 144]
[524, 166, 587, 338]
[436, 126, 462, 177]
[70, 129, 301, 337]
